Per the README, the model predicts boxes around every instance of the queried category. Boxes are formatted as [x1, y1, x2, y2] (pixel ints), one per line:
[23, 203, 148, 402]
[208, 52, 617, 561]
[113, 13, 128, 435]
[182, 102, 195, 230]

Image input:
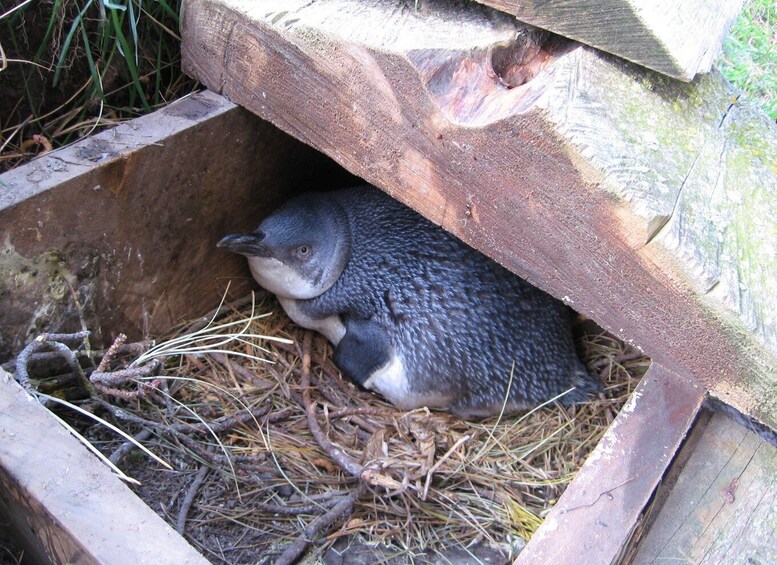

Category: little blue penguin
[218, 185, 599, 419]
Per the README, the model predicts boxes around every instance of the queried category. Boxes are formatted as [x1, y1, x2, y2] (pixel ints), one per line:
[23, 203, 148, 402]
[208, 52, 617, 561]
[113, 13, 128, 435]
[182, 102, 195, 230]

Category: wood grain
[633, 411, 777, 564]
[180, 0, 777, 429]
[516, 364, 706, 564]
[0, 90, 352, 360]
[0, 369, 209, 564]
[474, 0, 744, 80]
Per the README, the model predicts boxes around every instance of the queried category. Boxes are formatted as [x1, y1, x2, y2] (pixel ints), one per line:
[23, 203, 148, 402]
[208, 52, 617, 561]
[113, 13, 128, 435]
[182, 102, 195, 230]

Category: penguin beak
[217, 232, 271, 257]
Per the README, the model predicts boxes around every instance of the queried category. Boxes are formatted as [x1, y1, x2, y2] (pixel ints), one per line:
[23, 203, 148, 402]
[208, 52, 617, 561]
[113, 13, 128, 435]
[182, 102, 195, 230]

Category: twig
[421, 435, 471, 501]
[89, 333, 163, 398]
[45, 339, 95, 395]
[95, 396, 272, 435]
[0, 342, 148, 373]
[14, 331, 90, 393]
[36, 332, 91, 343]
[65, 279, 95, 366]
[255, 496, 345, 516]
[300, 332, 363, 479]
[90, 362, 161, 385]
[266, 406, 296, 424]
[176, 465, 210, 534]
[14, 332, 93, 401]
[185, 404, 272, 434]
[273, 484, 364, 565]
[592, 350, 645, 370]
[96, 334, 128, 372]
[93, 379, 163, 400]
[109, 428, 154, 465]
[328, 406, 393, 419]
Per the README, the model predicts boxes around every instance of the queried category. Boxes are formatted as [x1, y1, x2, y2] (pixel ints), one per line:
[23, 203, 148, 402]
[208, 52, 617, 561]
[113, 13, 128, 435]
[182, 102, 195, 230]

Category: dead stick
[592, 350, 645, 370]
[273, 484, 364, 565]
[210, 352, 267, 386]
[300, 332, 363, 479]
[176, 465, 210, 534]
[91, 360, 161, 385]
[0, 343, 148, 373]
[96, 334, 127, 372]
[43, 338, 96, 396]
[190, 404, 272, 433]
[255, 496, 344, 516]
[109, 428, 154, 465]
[95, 396, 271, 435]
[14, 331, 90, 394]
[328, 406, 394, 419]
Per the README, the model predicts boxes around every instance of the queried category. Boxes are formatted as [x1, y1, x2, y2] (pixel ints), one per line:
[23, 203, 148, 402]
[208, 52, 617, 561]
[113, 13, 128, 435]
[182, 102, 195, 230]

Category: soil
[0, 2, 95, 160]
[0, 1, 195, 173]
[0, 519, 24, 565]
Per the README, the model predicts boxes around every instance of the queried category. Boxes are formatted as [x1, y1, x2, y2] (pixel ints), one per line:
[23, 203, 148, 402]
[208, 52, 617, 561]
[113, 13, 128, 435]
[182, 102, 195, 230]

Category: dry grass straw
[109, 293, 648, 562]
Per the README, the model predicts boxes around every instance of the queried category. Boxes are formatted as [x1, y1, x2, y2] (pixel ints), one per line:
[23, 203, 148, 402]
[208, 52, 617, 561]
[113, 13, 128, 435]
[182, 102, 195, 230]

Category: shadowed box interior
[0, 91, 697, 565]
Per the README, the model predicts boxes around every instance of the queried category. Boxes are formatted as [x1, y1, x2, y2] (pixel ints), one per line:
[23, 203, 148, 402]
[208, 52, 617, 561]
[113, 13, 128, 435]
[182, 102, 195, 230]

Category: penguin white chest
[247, 257, 321, 300]
[363, 354, 413, 408]
[363, 354, 454, 411]
[277, 297, 346, 345]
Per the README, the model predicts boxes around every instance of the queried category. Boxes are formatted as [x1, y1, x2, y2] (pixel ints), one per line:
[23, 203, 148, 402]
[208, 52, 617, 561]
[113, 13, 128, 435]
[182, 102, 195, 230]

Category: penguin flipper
[333, 317, 393, 388]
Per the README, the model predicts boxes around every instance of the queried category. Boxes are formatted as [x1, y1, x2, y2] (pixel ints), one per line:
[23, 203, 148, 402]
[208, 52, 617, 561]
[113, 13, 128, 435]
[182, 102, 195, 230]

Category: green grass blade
[109, 5, 151, 110]
[53, 0, 94, 87]
[127, 0, 140, 67]
[33, 0, 64, 63]
[79, 22, 105, 100]
[152, 0, 179, 26]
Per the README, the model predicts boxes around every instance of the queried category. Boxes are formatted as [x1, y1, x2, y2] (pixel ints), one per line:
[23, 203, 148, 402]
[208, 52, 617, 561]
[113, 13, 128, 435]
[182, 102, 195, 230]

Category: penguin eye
[295, 245, 312, 259]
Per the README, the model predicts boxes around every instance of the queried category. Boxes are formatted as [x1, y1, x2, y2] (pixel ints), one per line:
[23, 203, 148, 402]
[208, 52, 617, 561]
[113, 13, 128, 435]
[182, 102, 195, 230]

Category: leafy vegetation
[0, 0, 773, 174]
[0, 0, 197, 172]
[719, 0, 777, 120]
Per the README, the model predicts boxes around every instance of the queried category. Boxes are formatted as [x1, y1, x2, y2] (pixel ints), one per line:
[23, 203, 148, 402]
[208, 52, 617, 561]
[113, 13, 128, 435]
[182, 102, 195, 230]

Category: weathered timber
[633, 411, 777, 564]
[0, 90, 352, 361]
[180, 0, 777, 430]
[0, 369, 209, 564]
[474, 0, 743, 81]
[516, 364, 706, 564]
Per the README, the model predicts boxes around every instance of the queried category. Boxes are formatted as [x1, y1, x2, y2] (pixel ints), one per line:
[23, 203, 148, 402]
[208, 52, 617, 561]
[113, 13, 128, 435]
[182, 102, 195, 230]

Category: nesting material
[97, 293, 648, 563]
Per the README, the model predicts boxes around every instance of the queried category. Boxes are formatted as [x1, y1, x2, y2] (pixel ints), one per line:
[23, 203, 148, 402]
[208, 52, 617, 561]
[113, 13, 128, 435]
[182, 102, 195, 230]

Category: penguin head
[218, 193, 352, 299]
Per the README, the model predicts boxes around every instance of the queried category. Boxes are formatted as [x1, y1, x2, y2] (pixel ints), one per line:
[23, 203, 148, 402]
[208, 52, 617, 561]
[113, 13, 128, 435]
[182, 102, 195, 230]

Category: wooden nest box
[180, 0, 775, 430]
[1, 0, 775, 563]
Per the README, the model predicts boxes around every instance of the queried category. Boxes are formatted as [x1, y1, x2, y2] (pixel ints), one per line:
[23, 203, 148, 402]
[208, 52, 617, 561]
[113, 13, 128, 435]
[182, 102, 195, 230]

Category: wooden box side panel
[0, 91, 351, 360]
[180, 0, 777, 429]
[0, 370, 209, 564]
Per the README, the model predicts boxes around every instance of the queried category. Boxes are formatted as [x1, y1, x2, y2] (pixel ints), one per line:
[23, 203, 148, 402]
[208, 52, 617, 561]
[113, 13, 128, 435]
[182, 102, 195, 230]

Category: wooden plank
[180, 0, 777, 431]
[515, 364, 705, 564]
[633, 411, 777, 564]
[0, 369, 209, 564]
[474, 0, 743, 81]
[0, 90, 352, 361]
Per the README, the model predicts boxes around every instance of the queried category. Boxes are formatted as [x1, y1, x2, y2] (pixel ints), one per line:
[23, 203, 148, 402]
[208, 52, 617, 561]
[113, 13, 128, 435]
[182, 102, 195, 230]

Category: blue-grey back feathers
[220, 185, 599, 418]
